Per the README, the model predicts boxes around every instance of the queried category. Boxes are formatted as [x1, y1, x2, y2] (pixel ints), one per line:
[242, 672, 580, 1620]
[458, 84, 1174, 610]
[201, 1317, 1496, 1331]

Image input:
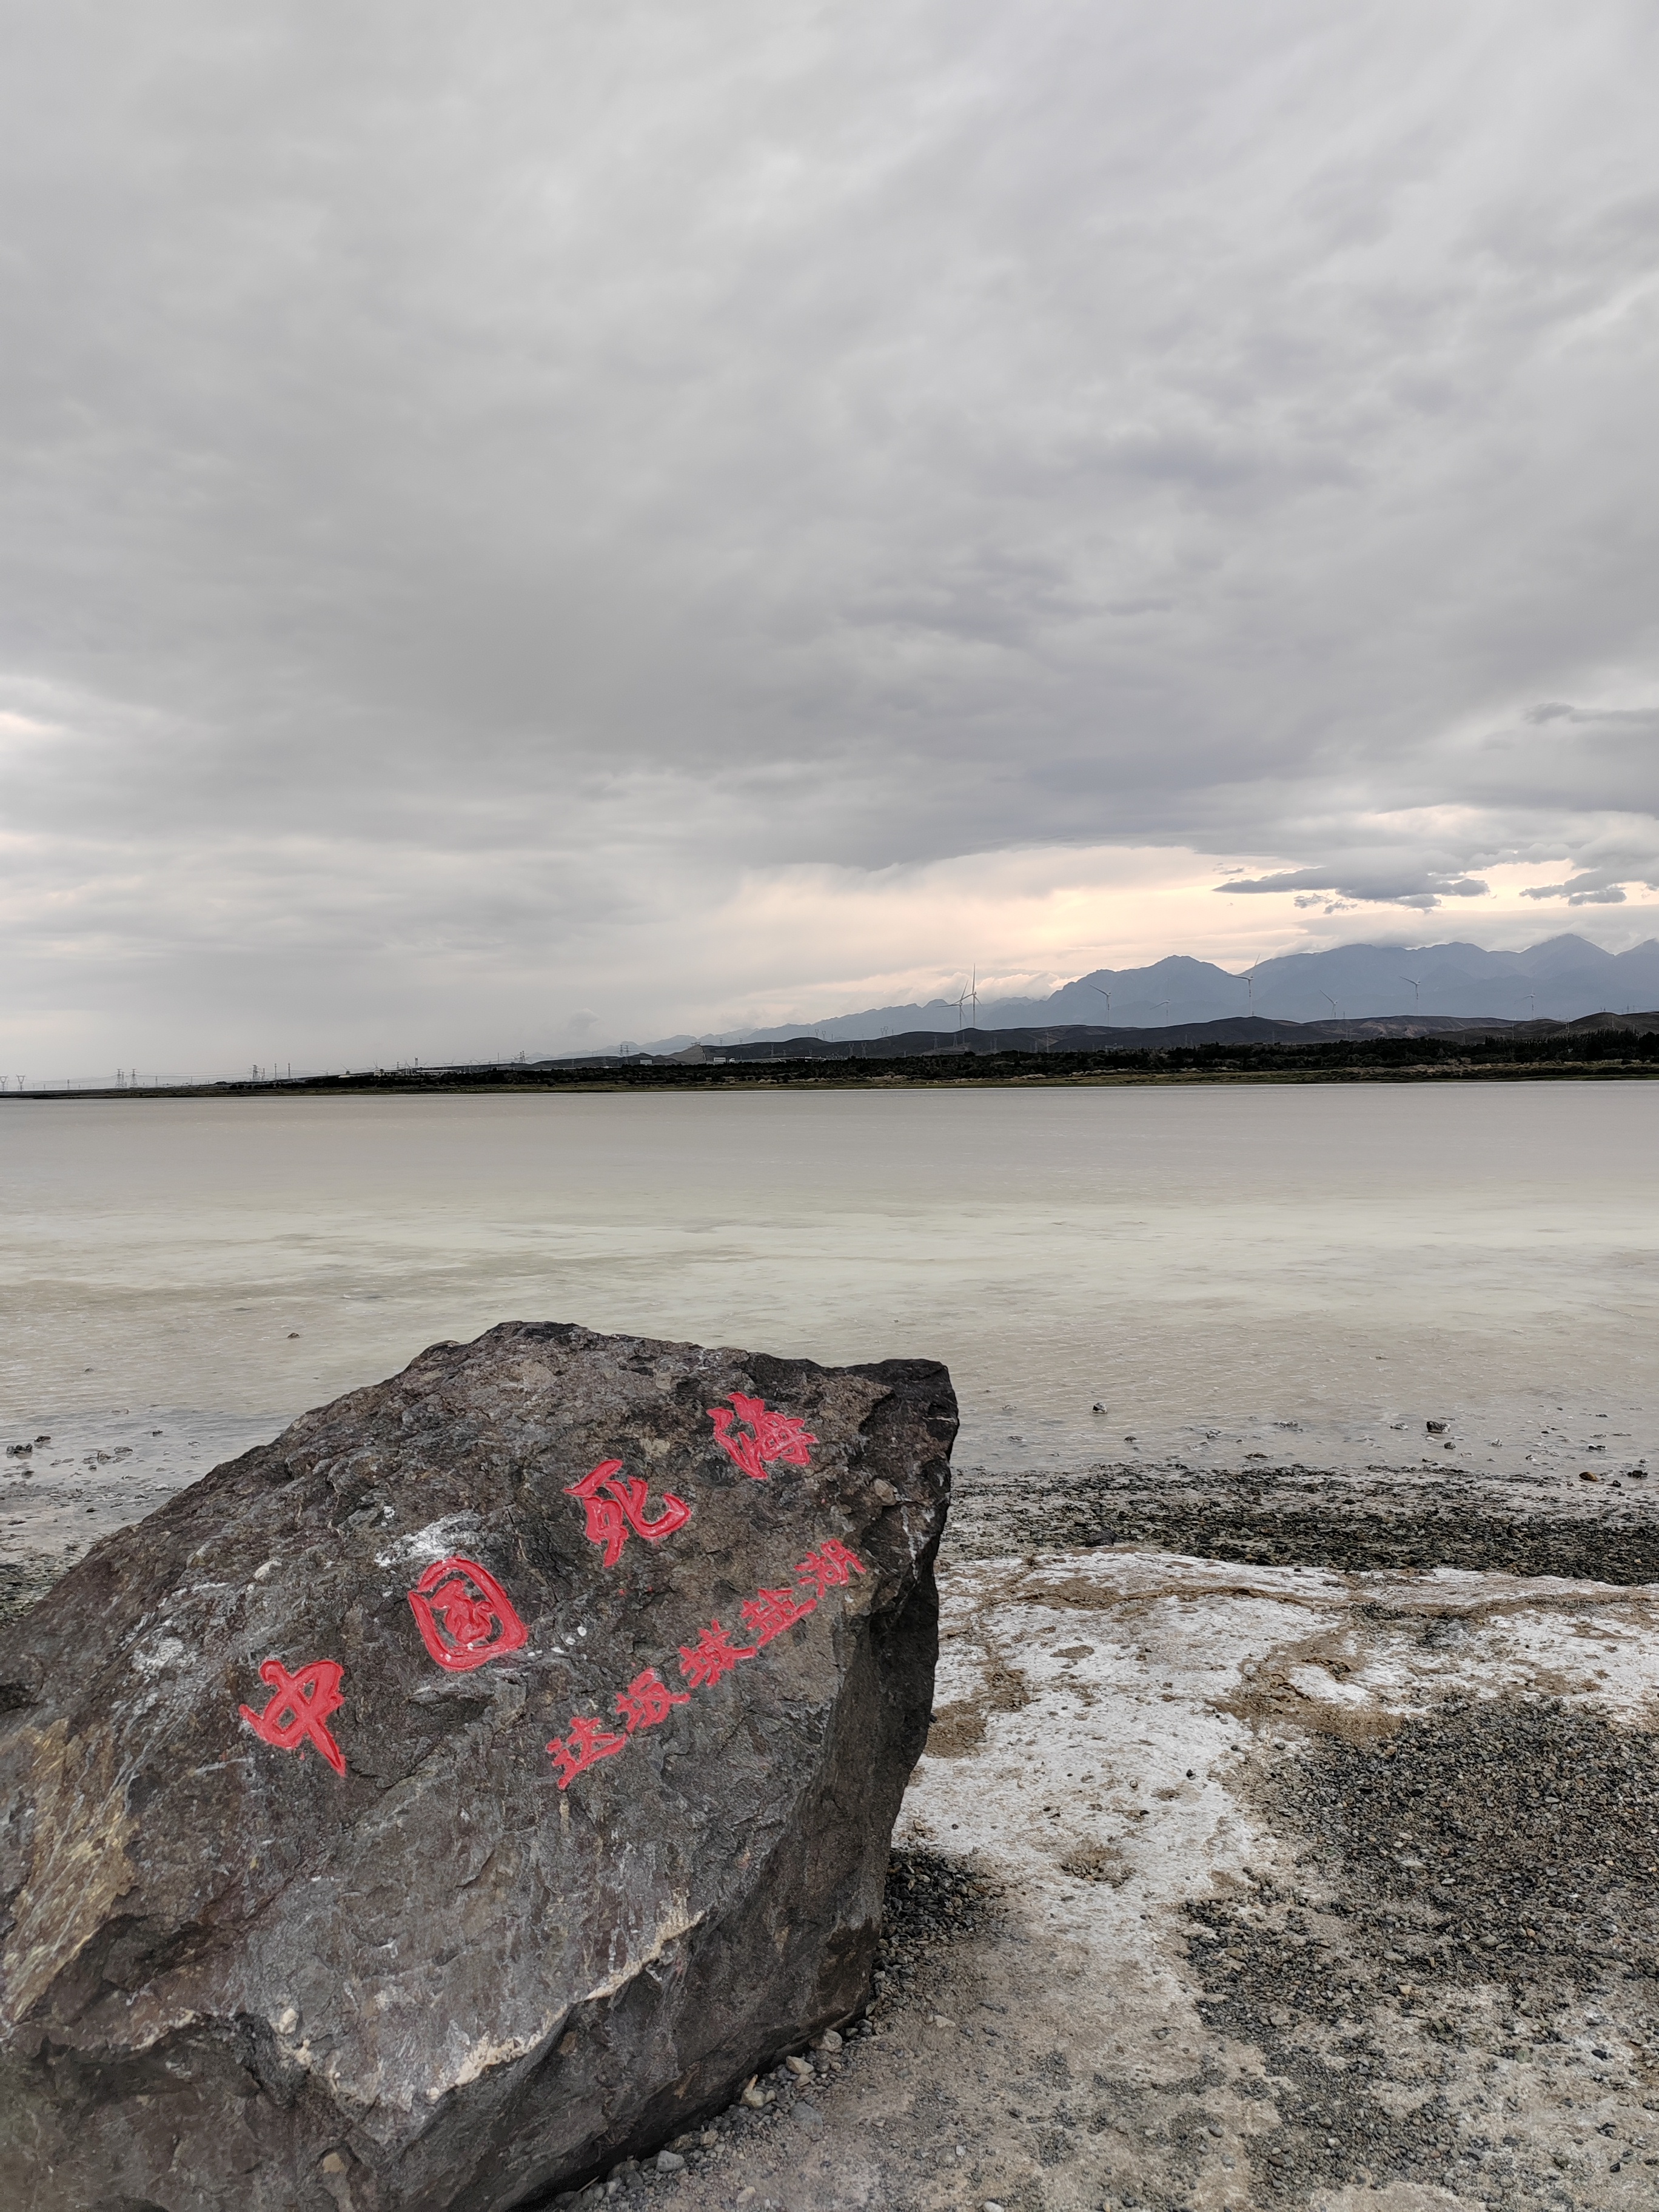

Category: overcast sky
[4, 2, 1658, 1074]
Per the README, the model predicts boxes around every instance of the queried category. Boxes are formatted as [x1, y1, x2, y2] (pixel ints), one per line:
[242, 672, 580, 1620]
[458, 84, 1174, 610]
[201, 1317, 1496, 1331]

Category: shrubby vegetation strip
[20, 1020, 1659, 1100]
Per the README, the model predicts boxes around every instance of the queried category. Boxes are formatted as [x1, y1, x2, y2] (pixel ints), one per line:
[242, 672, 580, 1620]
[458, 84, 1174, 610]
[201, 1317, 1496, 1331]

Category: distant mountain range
[643, 933, 1659, 1050]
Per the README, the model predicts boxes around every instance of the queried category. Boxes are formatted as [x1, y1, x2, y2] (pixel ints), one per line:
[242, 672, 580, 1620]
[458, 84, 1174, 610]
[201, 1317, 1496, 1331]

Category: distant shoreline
[10, 1030, 1659, 1102]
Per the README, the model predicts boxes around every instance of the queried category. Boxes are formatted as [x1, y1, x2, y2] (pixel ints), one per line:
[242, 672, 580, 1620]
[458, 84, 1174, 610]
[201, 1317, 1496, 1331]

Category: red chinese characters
[240, 1658, 348, 1776]
[566, 1458, 692, 1567]
[407, 1557, 528, 1672]
[707, 1393, 819, 1481]
[546, 1672, 692, 1789]
[547, 1536, 869, 1790]
[794, 1538, 867, 1598]
[546, 1714, 629, 1788]
[614, 1667, 691, 1733]
[740, 1585, 817, 1645]
[677, 1618, 760, 1687]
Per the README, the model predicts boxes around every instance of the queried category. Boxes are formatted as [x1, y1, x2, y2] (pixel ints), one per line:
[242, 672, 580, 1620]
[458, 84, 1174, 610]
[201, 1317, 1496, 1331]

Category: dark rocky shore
[951, 1457, 1659, 1584]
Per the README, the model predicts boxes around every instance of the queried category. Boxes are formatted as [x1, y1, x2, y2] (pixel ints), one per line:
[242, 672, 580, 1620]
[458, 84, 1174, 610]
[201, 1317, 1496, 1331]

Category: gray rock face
[0, 1323, 955, 2211]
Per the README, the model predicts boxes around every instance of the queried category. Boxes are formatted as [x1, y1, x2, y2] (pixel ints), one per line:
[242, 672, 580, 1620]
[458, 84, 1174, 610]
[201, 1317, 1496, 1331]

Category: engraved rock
[0, 1322, 954, 2210]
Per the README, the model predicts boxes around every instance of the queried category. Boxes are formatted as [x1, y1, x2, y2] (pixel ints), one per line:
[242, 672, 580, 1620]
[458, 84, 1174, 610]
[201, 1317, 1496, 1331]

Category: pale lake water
[3, 1084, 1657, 1567]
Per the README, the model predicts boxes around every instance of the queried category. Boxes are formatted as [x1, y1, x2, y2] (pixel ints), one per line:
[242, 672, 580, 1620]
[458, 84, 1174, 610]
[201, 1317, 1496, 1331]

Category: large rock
[0, 1323, 955, 2211]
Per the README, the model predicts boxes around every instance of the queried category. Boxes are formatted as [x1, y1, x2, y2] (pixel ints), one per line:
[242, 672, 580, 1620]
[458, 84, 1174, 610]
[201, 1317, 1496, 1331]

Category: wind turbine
[1400, 976, 1421, 1010]
[956, 967, 979, 1044]
[1087, 982, 1111, 1034]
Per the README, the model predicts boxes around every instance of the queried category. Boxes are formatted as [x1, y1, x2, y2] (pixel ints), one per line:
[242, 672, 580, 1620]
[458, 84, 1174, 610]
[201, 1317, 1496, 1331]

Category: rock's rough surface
[0, 1323, 955, 2211]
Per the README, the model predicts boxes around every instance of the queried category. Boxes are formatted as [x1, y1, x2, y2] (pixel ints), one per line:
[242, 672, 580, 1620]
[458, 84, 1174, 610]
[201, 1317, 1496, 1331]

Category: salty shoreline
[623, 1543, 1659, 2212]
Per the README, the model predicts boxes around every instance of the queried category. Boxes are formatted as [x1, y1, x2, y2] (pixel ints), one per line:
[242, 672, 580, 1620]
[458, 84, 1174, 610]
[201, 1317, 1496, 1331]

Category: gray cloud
[2, 1, 1658, 1060]
[1224, 867, 1491, 905]
[1523, 879, 1631, 905]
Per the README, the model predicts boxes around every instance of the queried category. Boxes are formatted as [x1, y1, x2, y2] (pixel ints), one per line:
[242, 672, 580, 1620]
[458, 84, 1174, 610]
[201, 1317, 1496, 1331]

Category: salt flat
[5, 1085, 1657, 1492]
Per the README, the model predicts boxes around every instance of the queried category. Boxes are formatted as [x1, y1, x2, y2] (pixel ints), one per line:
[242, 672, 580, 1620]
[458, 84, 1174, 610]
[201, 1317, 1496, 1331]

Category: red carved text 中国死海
[407, 1557, 528, 1671]
[565, 1459, 692, 1567]
[706, 1394, 818, 1481]
[240, 1657, 348, 1775]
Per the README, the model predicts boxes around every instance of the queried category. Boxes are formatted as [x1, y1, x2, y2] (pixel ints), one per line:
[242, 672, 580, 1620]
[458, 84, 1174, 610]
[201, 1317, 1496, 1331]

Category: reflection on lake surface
[3, 1084, 1656, 1560]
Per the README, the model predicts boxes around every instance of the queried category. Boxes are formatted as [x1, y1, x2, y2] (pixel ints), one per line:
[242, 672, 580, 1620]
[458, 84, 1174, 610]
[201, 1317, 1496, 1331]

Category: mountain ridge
[645, 934, 1659, 1050]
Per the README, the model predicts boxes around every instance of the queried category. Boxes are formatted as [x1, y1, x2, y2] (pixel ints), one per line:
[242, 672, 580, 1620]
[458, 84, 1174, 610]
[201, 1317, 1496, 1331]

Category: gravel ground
[1185, 1698, 1659, 2206]
[540, 1547, 1659, 2212]
[950, 1463, 1659, 1584]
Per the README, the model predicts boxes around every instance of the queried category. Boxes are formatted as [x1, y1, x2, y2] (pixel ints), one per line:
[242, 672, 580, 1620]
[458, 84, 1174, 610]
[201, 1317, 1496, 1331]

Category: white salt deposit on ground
[644, 1550, 1659, 2212]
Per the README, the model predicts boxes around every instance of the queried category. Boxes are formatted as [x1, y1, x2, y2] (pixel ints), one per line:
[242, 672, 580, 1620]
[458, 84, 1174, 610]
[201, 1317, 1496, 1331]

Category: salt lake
[4, 1082, 1656, 1572]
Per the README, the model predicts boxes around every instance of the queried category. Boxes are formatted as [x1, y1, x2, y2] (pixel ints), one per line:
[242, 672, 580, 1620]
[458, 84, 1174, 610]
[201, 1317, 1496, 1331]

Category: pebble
[653, 2151, 683, 2173]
